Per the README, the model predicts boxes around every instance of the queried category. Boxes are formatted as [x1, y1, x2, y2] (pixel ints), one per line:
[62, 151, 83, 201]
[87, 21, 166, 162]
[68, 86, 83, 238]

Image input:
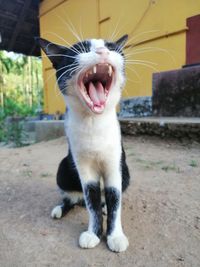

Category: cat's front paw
[79, 231, 100, 249]
[51, 205, 62, 219]
[107, 234, 129, 252]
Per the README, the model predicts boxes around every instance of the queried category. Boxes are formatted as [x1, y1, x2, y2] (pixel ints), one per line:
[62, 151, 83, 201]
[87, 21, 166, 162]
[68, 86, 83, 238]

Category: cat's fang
[108, 65, 112, 76]
[93, 65, 97, 74]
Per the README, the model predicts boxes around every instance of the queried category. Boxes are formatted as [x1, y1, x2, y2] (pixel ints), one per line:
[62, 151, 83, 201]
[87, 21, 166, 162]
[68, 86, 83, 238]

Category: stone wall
[152, 65, 200, 117]
[120, 117, 200, 141]
[119, 96, 152, 117]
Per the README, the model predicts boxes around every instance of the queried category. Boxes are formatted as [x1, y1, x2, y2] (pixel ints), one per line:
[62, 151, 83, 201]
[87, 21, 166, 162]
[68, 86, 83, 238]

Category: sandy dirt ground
[0, 136, 200, 267]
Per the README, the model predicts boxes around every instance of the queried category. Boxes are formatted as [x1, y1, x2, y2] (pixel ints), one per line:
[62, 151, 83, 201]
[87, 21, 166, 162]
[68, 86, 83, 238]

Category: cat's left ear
[37, 37, 68, 68]
[115, 34, 128, 48]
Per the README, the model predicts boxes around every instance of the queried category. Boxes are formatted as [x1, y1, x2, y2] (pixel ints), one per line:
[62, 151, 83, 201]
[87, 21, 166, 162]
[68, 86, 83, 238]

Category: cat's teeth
[93, 65, 97, 74]
[85, 72, 89, 78]
[108, 65, 112, 76]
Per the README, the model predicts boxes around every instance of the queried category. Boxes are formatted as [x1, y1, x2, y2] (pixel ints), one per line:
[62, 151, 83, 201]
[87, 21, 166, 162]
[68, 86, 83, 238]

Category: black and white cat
[39, 35, 130, 252]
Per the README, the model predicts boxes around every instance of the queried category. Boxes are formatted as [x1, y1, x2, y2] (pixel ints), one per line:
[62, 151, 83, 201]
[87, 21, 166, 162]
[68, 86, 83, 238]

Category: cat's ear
[38, 38, 68, 67]
[116, 34, 128, 49]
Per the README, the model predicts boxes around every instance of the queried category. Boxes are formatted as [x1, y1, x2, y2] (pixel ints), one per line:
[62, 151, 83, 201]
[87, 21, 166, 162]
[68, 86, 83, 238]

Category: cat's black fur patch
[105, 34, 128, 56]
[60, 197, 75, 217]
[105, 187, 120, 236]
[55, 40, 92, 88]
[121, 145, 130, 192]
[38, 39, 92, 94]
[57, 145, 130, 194]
[84, 182, 103, 238]
[56, 150, 82, 192]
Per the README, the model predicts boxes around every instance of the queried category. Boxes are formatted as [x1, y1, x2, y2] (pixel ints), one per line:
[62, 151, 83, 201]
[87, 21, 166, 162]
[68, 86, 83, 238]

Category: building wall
[39, 0, 200, 114]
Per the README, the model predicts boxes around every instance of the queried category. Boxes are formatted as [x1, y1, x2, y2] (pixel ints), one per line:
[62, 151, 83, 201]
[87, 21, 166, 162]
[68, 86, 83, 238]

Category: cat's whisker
[67, 17, 83, 43]
[125, 47, 167, 56]
[45, 64, 77, 85]
[61, 64, 80, 75]
[39, 54, 77, 60]
[79, 16, 85, 49]
[56, 14, 86, 54]
[123, 87, 129, 97]
[109, 16, 124, 41]
[55, 14, 81, 42]
[42, 31, 72, 50]
[67, 19, 86, 53]
[127, 29, 160, 46]
[54, 65, 80, 97]
[40, 57, 78, 86]
[125, 59, 158, 66]
[69, 66, 82, 77]
[124, 46, 176, 66]
[61, 65, 80, 77]
[126, 76, 142, 84]
[57, 67, 82, 98]
[43, 31, 80, 54]
[126, 65, 142, 81]
[126, 61, 159, 73]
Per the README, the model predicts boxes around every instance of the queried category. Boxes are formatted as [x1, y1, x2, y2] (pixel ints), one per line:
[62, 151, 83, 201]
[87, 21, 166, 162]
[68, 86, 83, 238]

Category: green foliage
[0, 51, 14, 73]
[189, 160, 198, 167]
[0, 51, 43, 146]
[2, 118, 26, 147]
[3, 97, 37, 117]
[0, 97, 40, 146]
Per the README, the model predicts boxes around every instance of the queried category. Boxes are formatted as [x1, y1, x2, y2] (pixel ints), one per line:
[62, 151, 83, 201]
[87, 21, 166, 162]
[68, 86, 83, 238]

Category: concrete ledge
[25, 117, 200, 143]
[33, 120, 65, 142]
[119, 117, 200, 141]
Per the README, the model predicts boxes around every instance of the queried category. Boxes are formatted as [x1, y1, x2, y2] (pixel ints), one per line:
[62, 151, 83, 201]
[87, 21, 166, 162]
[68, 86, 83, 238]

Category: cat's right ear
[115, 34, 128, 49]
[37, 37, 68, 67]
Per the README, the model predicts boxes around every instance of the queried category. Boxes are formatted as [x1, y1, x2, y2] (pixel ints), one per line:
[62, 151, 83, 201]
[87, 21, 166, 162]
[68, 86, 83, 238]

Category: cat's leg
[104, 163, 129, 252]
[121, 145, 130, 192]
[77, 165, 103, 249]
[51, 191, 84, 219]
[51, 152, 84, 219]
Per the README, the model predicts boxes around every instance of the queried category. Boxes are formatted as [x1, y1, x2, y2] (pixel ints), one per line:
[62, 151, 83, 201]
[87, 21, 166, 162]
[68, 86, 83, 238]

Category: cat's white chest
[65, 112, 121, 158]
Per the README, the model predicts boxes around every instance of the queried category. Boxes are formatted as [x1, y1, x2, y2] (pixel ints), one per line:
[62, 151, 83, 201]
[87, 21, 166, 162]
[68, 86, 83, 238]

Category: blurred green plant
[189, 160, 198, 167]
[0, 51, 43, 146]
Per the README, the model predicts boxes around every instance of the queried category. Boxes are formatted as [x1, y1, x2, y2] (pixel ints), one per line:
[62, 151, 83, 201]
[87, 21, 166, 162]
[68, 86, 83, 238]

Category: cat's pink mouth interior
[78, 63, 114, 114]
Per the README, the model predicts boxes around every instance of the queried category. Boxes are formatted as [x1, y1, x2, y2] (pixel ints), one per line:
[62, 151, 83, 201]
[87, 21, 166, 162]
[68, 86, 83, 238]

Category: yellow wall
[39, 0, 200, 114]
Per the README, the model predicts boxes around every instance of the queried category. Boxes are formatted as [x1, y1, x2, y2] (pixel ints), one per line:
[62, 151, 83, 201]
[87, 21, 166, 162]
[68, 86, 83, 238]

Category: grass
[23, 169, 32, 177]
[135, 158, 181, 173]
[189, 160, 198, 167]
[40, 172, 51, 178]
[161, 163, 181, 173]
[135, 158, 164, 170]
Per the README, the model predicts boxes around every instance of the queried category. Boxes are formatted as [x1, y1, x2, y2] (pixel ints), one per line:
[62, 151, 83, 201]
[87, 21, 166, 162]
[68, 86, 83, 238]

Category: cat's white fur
[60, 39, 129, 252]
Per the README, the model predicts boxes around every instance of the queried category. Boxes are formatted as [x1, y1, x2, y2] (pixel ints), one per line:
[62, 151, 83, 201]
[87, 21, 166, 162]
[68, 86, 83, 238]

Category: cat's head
[39, 35, 128, 114]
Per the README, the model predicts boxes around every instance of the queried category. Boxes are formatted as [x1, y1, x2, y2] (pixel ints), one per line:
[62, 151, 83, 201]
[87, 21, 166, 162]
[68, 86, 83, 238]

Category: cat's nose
[95, 47, 109, 56]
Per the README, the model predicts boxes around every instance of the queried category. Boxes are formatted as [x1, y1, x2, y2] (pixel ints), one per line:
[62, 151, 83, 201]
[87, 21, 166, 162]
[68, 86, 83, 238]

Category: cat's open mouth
[78, 63, 114, 114]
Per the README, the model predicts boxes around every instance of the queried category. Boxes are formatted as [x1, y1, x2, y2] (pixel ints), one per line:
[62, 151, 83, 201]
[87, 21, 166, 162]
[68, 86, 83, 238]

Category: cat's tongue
[88, 81, 106, 107]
